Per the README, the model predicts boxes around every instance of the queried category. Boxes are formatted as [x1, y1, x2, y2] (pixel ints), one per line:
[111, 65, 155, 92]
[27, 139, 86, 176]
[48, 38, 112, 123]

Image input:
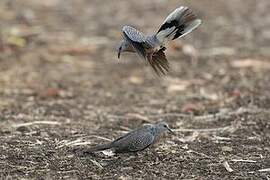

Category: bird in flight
[117, 6, 202, 76]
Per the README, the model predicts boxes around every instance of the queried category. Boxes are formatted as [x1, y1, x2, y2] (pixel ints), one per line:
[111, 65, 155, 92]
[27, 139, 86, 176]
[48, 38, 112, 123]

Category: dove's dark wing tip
[156, 6, 201, 43]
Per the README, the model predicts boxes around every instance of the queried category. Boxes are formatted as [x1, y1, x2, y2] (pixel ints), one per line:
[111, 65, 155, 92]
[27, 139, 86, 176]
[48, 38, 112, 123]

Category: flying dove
[117, 6, 202, 75]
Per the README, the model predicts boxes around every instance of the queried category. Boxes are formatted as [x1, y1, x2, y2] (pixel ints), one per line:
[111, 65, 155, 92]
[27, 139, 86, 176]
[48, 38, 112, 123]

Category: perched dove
[87, 122, 173, 154]
[117, 6, 202, 75]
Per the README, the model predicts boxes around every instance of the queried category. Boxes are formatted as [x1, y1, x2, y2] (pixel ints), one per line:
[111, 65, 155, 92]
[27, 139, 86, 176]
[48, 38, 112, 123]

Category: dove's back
[87, 125, 156, 153]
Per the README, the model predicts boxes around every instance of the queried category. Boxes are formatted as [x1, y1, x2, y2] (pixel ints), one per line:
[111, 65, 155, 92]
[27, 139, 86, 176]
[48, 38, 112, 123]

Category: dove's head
[117, 40, 133, 59]
[155, 122, 174, 135]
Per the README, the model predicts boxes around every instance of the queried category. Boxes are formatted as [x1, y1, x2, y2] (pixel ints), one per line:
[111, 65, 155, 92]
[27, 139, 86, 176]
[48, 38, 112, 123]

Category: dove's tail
[155, 6, 201, 44]
[87, 143, 112, 152]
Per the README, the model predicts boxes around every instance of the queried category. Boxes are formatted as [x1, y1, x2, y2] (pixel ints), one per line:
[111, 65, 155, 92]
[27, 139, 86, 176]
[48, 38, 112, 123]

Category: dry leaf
[39, 88, 59, 98]
[181, 103, 203, 113]
[102, 150, 115, 157]
[7, 35, 26, 48]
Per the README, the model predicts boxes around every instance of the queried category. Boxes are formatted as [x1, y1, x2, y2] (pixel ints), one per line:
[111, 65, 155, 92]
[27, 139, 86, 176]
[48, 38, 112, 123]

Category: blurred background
[0, 0, 270, 179]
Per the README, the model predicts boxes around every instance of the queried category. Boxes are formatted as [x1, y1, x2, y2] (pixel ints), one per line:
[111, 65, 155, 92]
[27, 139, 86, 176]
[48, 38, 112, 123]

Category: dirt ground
[0, 0, 270, 179]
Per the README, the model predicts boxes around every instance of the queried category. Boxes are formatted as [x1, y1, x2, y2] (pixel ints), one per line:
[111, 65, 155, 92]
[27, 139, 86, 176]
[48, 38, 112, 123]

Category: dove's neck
[146, 125, 158, 136]
[147, 125, 164, 136]
[121, 40, 135, 52]
[146, 35, 163, 50]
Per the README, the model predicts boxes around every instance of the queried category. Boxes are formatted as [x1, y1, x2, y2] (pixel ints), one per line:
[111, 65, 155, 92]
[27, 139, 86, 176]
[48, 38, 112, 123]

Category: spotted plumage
[117, 6, 201, 76]
[86, 122, 173, 154]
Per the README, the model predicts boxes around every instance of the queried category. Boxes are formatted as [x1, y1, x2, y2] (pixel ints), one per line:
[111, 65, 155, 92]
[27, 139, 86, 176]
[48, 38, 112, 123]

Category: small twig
[107, 115, 129, 119]
[258, 168, 270, 172]
[212, 136, 231, 141]
[90, 159, 103, 170]
[174, 126, 232, 132]
[88, 135, 112, 142]
[107, 114, 153, 123]
[187, 150, 212, 159]
[57, 135, 112, 148]
[148, 113, 191, 118]
[119, 126, 131, 131]
[223, 161, 234, 172]
[13, 121, 61, 128]
[67, 141, 92, 147]
[57, 139, 84, 148]
[231, 159, 257, 163]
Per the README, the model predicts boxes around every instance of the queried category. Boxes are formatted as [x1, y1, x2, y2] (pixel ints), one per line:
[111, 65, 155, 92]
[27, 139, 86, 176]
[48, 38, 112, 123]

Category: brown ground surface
[0, 0, 270, 179]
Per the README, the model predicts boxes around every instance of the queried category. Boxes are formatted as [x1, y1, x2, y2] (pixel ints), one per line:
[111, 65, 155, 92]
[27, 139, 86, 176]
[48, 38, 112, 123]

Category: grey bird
[117, 6, 202, 76]
[87, 122, 173, 154]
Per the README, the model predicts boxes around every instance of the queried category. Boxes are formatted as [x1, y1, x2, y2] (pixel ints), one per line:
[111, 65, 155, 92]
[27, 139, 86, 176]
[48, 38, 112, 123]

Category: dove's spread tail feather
[156, 6, 201, 44]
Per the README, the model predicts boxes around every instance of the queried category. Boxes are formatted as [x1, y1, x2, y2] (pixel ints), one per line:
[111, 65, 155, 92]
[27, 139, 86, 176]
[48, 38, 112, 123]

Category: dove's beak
[167, 127, 175, 135]
[117, 47, 122, 59]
